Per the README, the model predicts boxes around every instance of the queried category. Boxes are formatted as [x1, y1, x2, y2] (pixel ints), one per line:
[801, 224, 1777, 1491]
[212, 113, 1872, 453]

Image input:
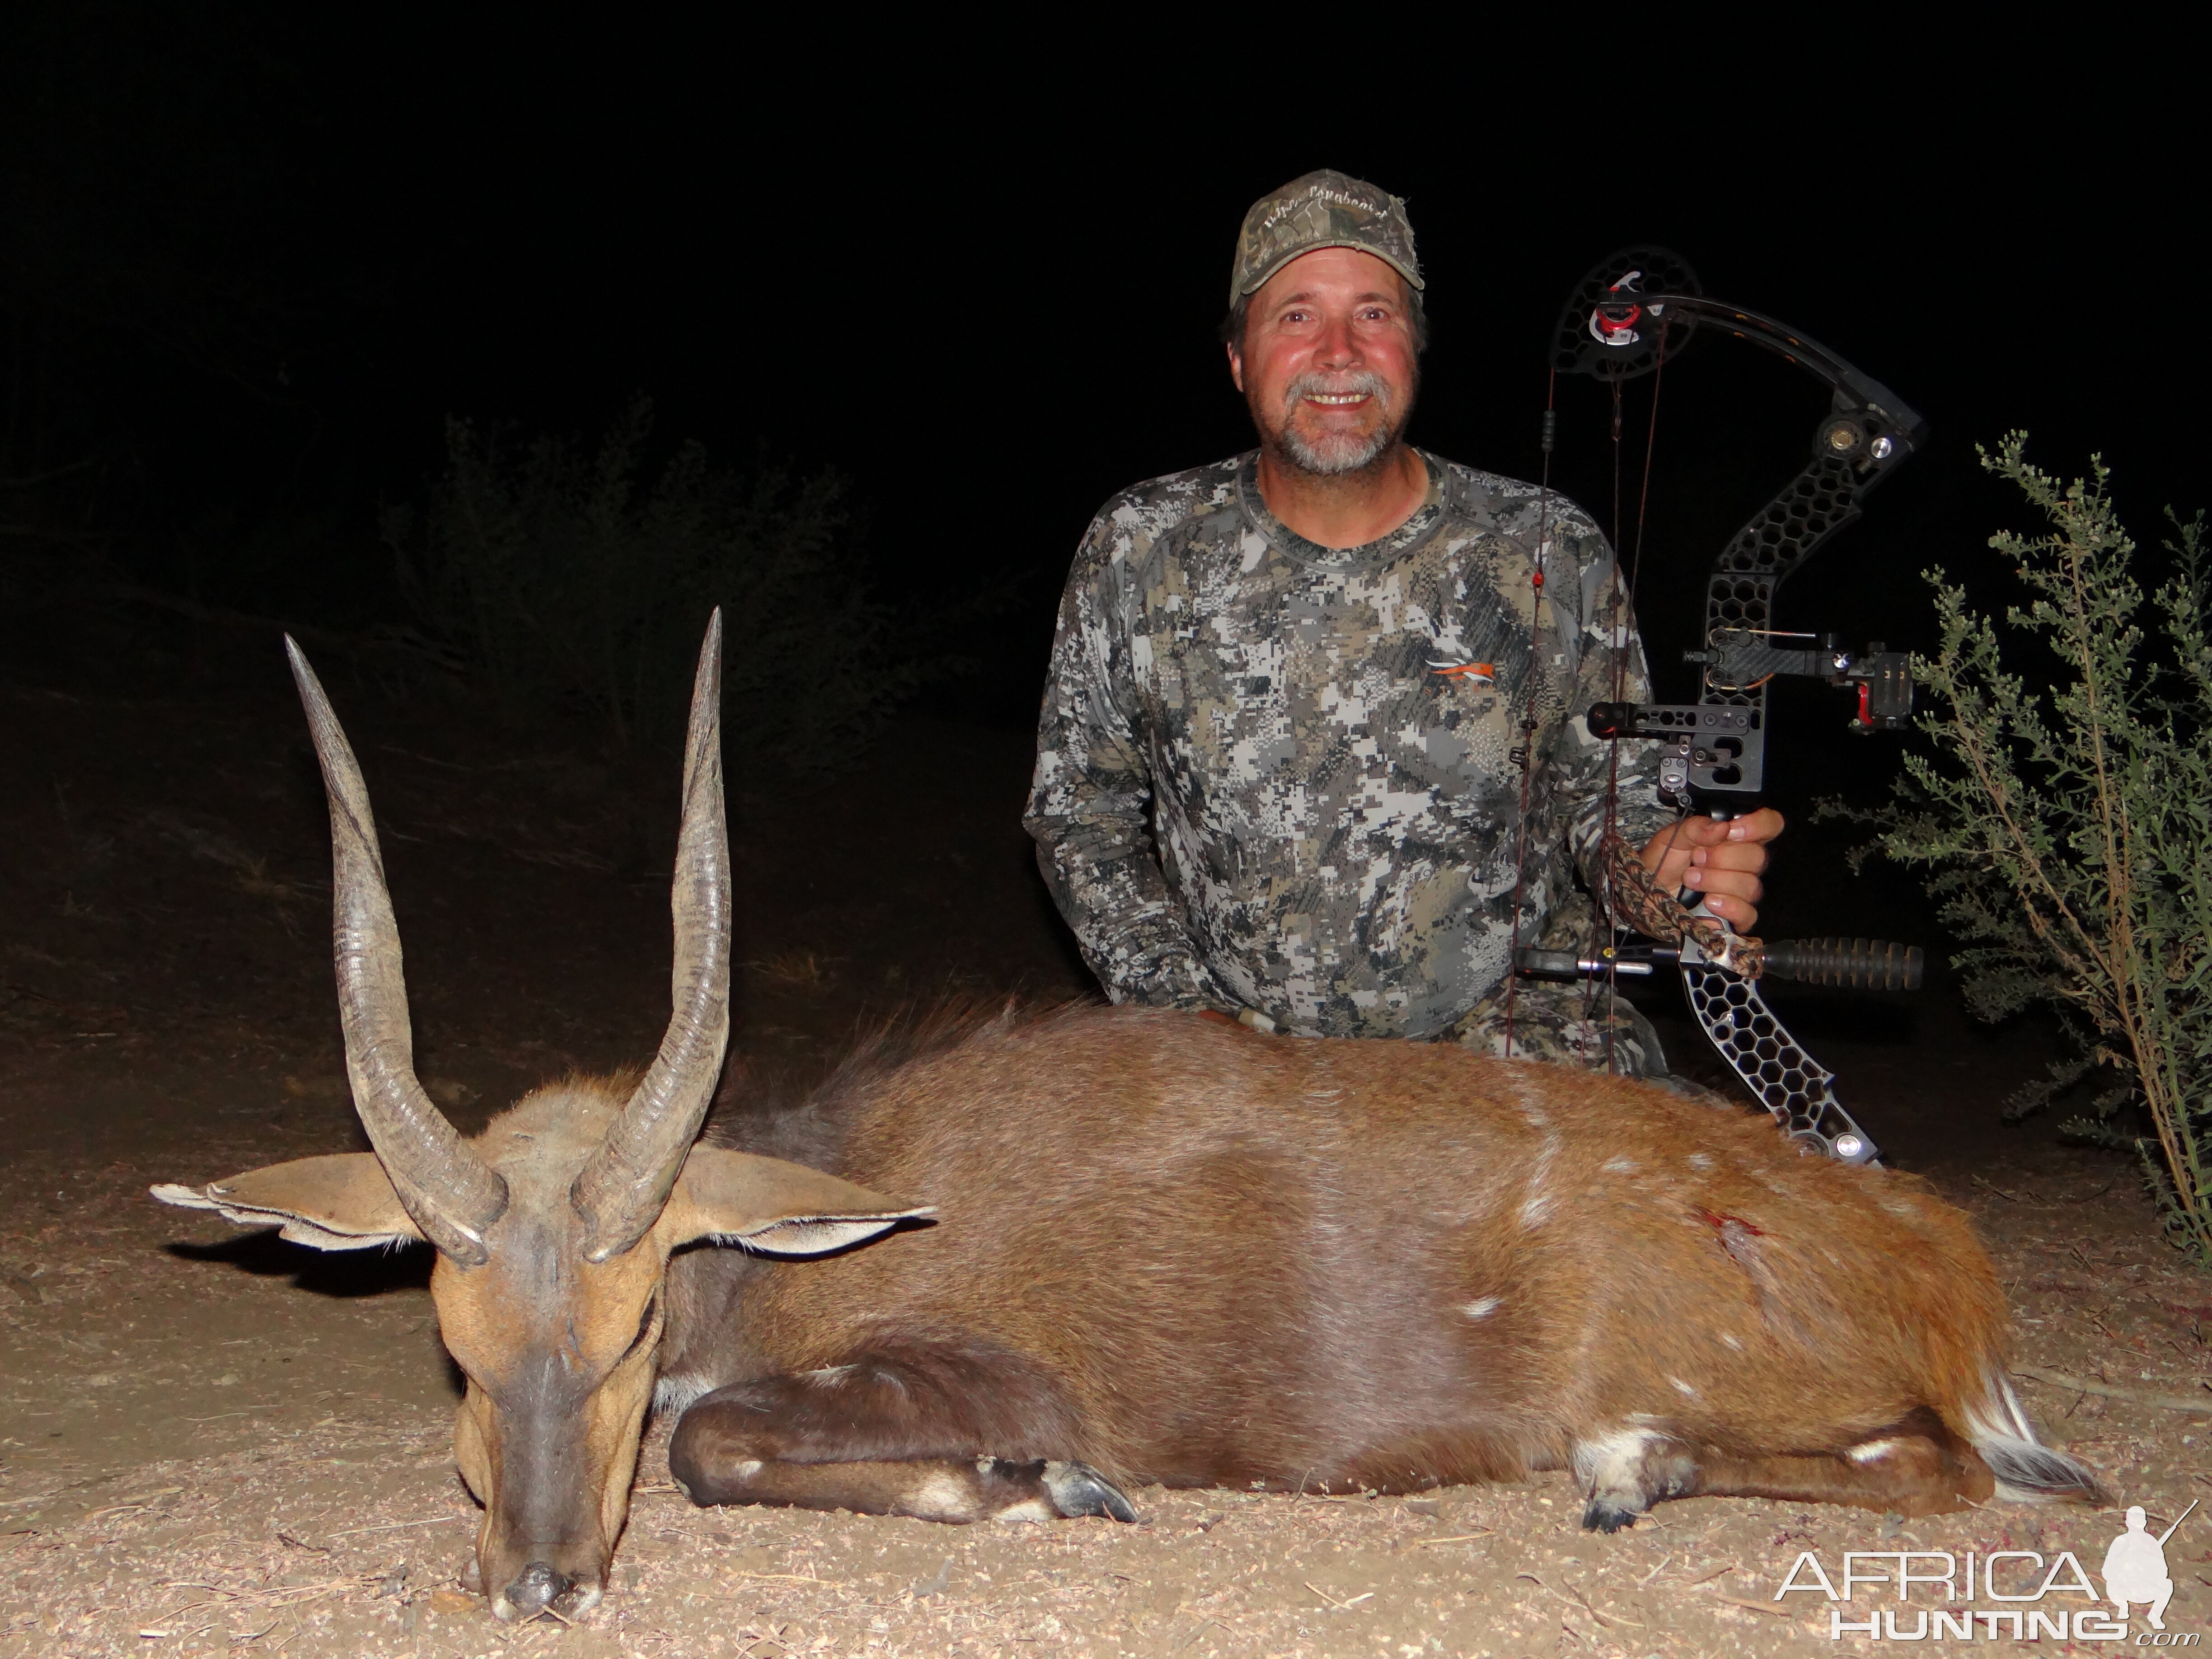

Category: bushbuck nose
[501, 1561, 573, 1618]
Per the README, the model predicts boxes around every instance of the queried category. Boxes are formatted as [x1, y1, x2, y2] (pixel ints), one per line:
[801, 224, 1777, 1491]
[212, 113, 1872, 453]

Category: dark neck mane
[700, 996, 1096, 1171]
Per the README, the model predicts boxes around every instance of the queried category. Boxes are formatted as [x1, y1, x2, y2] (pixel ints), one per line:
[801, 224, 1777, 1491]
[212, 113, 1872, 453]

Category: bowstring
[1621, 317, 1673, 675]
[1592, 318, 1672, 1073]
[1500, 367, 1557, 1061]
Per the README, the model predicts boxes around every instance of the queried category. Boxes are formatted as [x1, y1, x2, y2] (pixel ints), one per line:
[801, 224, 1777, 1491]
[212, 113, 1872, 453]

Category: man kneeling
[1026, 169, 1779, 1079]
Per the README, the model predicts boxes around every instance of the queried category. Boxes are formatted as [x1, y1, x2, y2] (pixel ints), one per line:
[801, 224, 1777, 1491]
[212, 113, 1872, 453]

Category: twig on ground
[0, 1482, 89, 1510]
[1562, 1580, 1641, 1627]
[145, 1572, 375, 1626]
[724, 1571, 849, 1589]
[1705, 1589, 1801, 1617]
[2014, 1365, 2212, 1412]
[81, 1486, 183, 1519]
[322, 1515, 469, 1539]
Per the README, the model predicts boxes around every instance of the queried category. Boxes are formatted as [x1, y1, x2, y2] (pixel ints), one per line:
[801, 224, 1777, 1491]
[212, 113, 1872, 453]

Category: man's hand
[1637, 808, 1785, 931]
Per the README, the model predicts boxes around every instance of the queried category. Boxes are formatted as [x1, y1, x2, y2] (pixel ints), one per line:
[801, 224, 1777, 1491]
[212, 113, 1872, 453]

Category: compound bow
[1514, 247, 1927, 1165]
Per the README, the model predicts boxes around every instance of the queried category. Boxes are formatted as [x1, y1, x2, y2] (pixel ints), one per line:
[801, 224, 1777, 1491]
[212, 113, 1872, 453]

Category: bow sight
[1515, 247, 1931, 1165]
[1585, 625, 1911, 799]
[1561, 250, 1927, 807]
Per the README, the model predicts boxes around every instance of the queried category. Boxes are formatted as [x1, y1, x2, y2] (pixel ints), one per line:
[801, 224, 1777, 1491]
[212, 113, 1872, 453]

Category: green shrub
[1830, 436, 2211, 1261]
[384, 398, 919, 765]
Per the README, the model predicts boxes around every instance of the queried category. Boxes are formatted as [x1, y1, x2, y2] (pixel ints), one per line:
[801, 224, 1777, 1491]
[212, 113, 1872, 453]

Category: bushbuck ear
[152, 1153, 426, 1251]
[665, 1147, 934, 1259]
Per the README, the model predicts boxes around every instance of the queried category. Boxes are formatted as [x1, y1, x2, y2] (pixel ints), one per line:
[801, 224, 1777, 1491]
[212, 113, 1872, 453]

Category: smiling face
[1227, 245, 1422, 478]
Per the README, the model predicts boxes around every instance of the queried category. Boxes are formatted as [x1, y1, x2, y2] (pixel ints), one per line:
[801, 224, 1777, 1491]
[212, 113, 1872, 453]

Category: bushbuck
[156, 615, 2107, 1623]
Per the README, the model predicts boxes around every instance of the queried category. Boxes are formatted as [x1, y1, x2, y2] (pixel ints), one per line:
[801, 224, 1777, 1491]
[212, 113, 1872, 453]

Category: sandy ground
[3, 619, 2208, 1657]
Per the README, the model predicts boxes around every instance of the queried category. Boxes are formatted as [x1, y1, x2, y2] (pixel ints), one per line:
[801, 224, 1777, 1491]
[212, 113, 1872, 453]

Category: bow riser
[1537, 249, 1929, 1163]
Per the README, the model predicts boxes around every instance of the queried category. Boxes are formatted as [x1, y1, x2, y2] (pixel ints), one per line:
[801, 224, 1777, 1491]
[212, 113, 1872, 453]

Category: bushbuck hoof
[1581, 1497, 1645, 1533]
[1043, 1460, 1138, 1523]
[1575, 1429, 1700, 1533]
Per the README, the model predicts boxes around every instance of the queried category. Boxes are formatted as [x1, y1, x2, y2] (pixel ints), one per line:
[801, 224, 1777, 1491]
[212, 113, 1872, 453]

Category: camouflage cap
[1229, 169, 1423, 308]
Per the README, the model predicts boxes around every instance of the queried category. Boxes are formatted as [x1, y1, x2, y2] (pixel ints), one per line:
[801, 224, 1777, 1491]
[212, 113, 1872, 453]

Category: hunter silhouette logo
[2105, 1500, 2194, 1632]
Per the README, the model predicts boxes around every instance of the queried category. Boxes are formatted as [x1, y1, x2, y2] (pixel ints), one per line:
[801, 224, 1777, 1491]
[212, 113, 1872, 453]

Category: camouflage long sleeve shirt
[1024, 449, 1671, 1040]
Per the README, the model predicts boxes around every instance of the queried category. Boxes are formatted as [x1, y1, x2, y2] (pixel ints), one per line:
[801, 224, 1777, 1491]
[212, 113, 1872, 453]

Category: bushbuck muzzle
[155, 614, 928, 1621]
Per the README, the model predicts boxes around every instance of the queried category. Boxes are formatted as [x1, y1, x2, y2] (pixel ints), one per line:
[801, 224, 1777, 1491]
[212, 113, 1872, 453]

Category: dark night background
[1, 13, 2191, 795]
[7, 28, 2210, 1601]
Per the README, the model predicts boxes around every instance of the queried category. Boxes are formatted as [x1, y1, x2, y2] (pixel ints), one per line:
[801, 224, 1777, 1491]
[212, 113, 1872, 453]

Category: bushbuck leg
[1687, 1436, 1996, 1518]
[1574, 1418, 1996, 1532]
[671, 1450, 1135, 1525]
[669, 1351, 1136, 1524]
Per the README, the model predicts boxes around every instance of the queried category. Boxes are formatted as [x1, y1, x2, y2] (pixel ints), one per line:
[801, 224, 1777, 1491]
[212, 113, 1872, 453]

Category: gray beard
[1272, 370, 1408, 477]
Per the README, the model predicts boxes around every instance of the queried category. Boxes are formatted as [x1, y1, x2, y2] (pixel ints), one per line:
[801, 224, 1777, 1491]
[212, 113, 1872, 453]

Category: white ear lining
[150, 1181, 223, 1212]
[272, 1218, 415, 1251]
[149, 1182, 417, 1253]
[713, 1207, 935, 1260]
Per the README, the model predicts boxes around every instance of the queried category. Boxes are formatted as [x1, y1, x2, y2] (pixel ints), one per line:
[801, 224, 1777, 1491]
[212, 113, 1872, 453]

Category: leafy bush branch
[1828, 435, 2211, 1263]
[384, 398, 926, 765]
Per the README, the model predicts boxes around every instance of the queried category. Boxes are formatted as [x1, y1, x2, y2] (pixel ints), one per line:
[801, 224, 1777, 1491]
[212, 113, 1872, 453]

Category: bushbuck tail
[157, 614, 2106, 1623]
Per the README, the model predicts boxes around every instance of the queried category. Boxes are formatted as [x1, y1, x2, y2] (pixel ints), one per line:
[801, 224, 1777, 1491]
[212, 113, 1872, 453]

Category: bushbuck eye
[624, 1296, 659, 1360]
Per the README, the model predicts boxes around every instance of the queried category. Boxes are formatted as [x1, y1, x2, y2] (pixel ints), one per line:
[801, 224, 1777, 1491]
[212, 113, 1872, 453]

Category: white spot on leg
[1573, 1428, 1661, 1493]
[993, 1499, 1054, 1523]
[1669, 1376, 1698, 1398]
[909, 1472, 981, 1523]
[1847, 1438, 1901, 1465]
[1462, 1296, 1501, 1320]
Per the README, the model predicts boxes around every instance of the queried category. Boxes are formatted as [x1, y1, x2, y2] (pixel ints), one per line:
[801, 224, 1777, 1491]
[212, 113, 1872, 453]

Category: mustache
[1281, 369, 1395, 416]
